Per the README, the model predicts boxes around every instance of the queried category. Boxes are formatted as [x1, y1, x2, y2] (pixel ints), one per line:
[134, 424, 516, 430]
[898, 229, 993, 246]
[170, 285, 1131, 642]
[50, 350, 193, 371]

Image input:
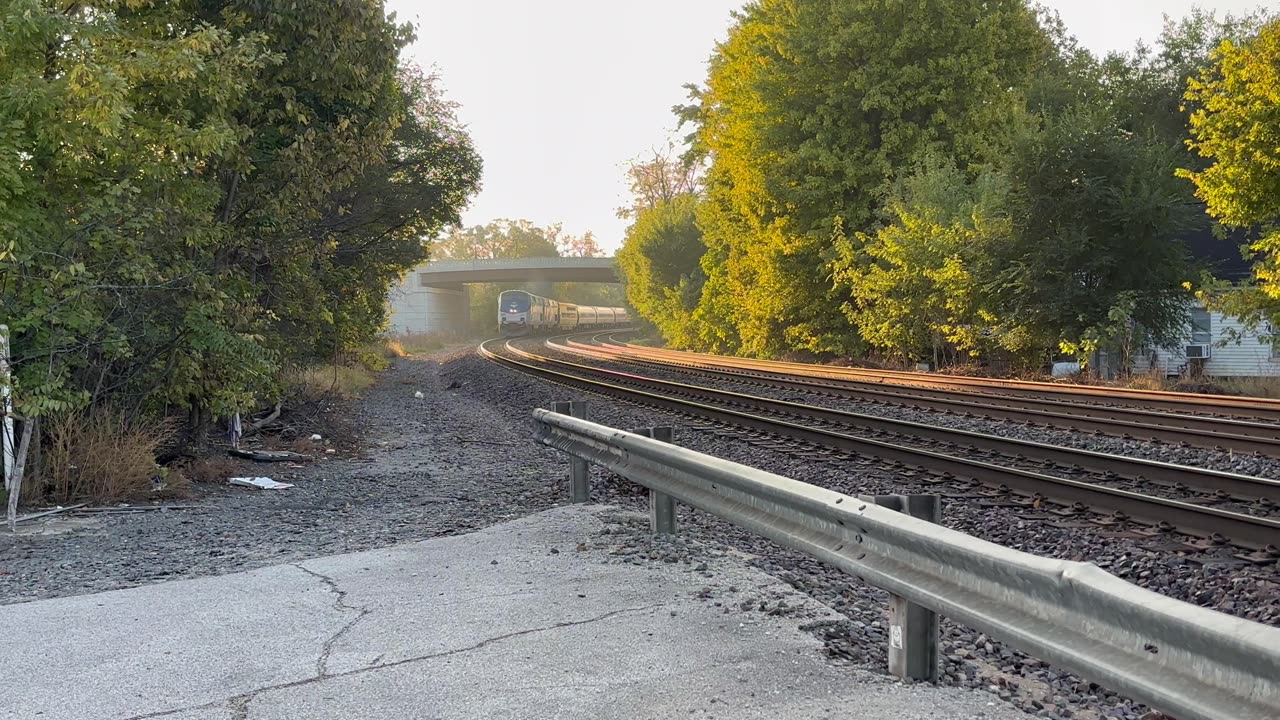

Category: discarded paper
[230, 477, 294, 490]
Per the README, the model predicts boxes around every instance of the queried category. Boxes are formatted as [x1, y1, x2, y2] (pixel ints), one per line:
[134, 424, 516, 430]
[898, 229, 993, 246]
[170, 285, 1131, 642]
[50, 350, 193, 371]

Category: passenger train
[498, 290, 630, 337]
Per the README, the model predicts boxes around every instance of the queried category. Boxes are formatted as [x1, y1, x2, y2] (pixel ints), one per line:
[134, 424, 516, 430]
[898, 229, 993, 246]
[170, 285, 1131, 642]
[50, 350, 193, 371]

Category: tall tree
[991, 105, 1196, 364]
[306, 65, 482, 355]
[616, 142, 703, 220]
[0, 0, 481, 441]
[688, 0, 1051, 358]
[616, 194, 707, 347]
[1182, 19, 1280, 330]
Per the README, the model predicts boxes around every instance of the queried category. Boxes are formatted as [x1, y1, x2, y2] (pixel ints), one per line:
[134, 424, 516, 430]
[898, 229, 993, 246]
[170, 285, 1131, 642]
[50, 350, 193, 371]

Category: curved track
[592, 336, 1280, 421]
[480, 337, 1280, 551]
[558, 334, 1280, 458]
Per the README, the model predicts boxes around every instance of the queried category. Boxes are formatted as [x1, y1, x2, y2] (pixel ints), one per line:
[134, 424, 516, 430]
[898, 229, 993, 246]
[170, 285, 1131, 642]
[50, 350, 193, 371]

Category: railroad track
[555, 334, 1280, 458]
[480, 337, 1280, 553]
[590, 334, 1280, 422]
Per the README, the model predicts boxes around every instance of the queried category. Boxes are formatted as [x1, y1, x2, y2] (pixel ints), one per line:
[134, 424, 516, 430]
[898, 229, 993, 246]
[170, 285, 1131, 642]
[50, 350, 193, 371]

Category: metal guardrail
[533, 405, 1280, 720]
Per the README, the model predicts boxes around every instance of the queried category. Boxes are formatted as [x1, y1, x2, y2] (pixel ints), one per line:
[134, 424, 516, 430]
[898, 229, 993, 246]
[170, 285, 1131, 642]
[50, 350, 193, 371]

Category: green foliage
[686, 0, 1050, 358]
[1182, 19, 1280, 329]
[651, 1, 1236, 371]
[833, 160, 1010, 362]
[0, 1, 480, 435]
[616, 195, 706, 347]
[990, 105, 1197, 361]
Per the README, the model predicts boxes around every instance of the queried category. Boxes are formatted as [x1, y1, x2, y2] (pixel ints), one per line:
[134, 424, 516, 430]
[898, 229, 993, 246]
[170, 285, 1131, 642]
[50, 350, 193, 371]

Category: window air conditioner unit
[1185, 344, 1211, 359]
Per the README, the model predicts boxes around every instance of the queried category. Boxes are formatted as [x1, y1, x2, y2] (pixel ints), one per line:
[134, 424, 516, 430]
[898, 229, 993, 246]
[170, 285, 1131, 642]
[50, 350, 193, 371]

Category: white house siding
[1132, 310, 1280, 377]
[386, 274, 469, 334]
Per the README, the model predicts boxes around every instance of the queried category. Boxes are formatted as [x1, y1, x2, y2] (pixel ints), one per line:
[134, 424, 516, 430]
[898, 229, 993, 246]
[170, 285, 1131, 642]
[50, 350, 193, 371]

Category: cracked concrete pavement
[1, 506, 1026, 719]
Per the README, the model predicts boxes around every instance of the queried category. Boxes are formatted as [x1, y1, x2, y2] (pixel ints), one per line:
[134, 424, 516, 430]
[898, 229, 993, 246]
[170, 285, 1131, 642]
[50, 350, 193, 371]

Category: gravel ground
[538, 339, 1280, 480]
[0, 348, 568, 604]
[3, 345, 1276, 720]
[453, 347, 1279, 720]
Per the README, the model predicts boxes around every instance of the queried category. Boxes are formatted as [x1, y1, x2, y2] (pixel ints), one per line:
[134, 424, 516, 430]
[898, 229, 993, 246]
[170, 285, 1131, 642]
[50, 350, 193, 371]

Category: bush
[30, 408, 179, 504]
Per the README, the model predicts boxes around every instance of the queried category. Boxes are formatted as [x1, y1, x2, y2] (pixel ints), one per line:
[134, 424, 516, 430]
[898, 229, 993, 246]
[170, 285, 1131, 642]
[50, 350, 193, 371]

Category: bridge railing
[533, 403, 1280, 720]
[422, 257, 615, 271]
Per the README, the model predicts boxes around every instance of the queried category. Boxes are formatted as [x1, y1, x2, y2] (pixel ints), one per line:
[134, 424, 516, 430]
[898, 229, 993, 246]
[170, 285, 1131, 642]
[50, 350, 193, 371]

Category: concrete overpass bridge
[389, 257, 620, 334]
[415, 257, 618, 287]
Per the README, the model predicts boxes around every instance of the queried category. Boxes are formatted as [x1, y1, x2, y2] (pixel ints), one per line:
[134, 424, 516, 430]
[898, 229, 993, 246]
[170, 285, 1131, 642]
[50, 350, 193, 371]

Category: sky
[390, 0, 1273, 253]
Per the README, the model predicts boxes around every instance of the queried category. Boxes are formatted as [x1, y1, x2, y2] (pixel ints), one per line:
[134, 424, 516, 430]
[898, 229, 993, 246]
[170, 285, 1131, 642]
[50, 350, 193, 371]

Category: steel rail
[548, 336, 1280, 457]
[600, 334, 1280, 422]
[535, 409, 1280, 720]
[531, 338, 1280, 505]
[481, 339, 1280, 549]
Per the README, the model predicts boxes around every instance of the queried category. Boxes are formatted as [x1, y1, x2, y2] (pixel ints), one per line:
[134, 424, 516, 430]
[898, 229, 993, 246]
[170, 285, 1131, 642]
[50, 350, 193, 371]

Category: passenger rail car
[498, 290, 629, 337]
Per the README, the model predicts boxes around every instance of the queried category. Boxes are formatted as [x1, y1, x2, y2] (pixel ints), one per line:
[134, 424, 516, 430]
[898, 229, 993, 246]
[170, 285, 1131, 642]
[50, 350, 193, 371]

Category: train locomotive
[497, 290, 630, 337]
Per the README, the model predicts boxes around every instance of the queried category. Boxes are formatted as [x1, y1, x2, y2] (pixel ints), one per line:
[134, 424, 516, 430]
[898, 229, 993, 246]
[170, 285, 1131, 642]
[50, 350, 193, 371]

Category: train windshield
[499, 291, 531, 313]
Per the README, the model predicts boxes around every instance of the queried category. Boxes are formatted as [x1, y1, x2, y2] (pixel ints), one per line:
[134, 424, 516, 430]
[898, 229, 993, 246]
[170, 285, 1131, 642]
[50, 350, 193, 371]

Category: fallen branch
[13, 502, 89, 525]
[241, 402, 283, 438]
[73, 505, 201, 514]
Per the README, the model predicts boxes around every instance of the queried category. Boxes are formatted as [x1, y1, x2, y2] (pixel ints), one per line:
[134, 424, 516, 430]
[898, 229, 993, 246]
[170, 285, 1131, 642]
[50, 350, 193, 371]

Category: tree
[555, 230, 604, 258]
[991, 105, 1196, 365]
[616, 195, 706, 347]
[0, 0, 277, 422]
[435, 220, 562, 259]
[0, 1, 481, 467]
[616, 142, 703, 220]
[686, 0, 1051, 358]
[309, 66, 482, 355]
[1182, 19, 1280, 329]
[833, 161, 1009, 363]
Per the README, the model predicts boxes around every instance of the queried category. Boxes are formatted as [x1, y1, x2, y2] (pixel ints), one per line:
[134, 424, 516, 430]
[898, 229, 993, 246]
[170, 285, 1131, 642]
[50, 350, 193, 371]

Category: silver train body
[498, 290, 630, 337]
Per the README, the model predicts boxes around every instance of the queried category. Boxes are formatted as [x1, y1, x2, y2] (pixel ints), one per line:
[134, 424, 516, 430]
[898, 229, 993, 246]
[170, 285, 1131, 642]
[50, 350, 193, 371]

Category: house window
[1189, 309, 1212, 345]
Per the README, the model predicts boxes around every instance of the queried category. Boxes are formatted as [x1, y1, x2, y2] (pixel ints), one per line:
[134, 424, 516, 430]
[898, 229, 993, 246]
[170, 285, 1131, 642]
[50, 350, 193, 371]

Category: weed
[31, 407, 179, 504]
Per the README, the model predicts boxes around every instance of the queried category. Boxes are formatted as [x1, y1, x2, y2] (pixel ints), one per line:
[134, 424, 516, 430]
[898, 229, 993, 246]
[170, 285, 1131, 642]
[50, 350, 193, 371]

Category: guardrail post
[860, 494, 941, 684]
[551, 401, 591, 503]
[636, 427, 678, 534]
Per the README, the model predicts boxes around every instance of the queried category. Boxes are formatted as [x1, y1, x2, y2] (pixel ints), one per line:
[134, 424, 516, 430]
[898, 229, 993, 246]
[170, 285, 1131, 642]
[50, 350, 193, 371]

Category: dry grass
[380, 339, 408, 358]
[30, 408, 181, 504]
[1124, 372, 1170, 392]
[386, 331, 465, 355]
[285, 364, 377, 401]
[1214, 376, 1280, 399]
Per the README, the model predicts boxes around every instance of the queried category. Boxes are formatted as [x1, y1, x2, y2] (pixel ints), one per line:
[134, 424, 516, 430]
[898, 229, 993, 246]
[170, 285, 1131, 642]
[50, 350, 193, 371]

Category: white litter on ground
[229, 477, 294, 490]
